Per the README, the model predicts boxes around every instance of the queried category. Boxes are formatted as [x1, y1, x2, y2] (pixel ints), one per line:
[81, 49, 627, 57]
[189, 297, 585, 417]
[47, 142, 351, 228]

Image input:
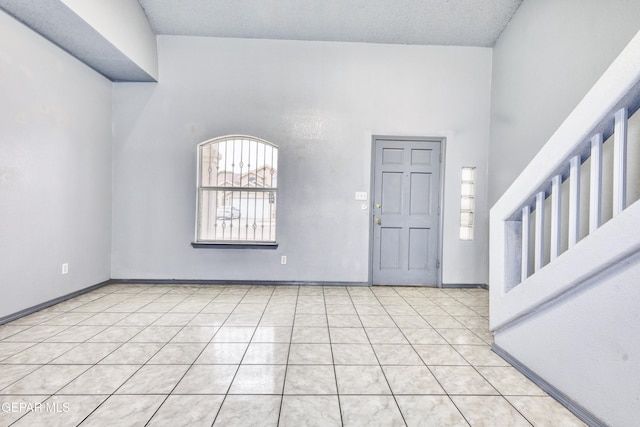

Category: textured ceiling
[139, 0, 523, 47]
[0, 0, 155, 81]
[0, 0, 523, 82]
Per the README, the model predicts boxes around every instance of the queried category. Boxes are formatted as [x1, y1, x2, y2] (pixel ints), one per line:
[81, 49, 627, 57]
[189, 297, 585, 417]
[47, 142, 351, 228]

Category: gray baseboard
[0, 280, 112, 326]
[492, 344, 608, 427]
[442, 283, 488, 289]
[110, 279, 370, 287]
[111, 280, 487, 289]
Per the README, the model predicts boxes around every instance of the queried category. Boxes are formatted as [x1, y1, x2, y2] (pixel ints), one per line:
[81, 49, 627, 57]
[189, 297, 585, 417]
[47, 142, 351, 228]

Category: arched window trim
[193, 135, 279, 248]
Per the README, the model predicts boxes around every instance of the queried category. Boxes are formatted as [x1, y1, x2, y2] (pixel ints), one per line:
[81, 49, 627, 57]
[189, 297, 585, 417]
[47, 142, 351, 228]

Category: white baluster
[521, 205, 530, 282]
[589, 134, 603, 233]
[534, 192, 545, 272]
[569, 155, 581, 248]
[613, 108, 628, 216]
[550, 175, 562, 260]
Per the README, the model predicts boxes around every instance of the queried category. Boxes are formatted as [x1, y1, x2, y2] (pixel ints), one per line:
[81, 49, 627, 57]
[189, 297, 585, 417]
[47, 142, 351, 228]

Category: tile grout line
[275, 285, 300, 427]
[349, 287, 408, 426]
[323, 286, 345, 427]
[73, 285, 225, 426]
[76, 285, 189, 426]
[391, 288, 500, 419]
[421, 289, 535, 424]
[415, 288, 531, 426]
[141, 286, 239, 426]
[403, 288, 475, 426]
[205, 286, 257, 426]
[6, 285, 161, 426]
[211, 285, 277, 426]
[5, 285, 161, 426]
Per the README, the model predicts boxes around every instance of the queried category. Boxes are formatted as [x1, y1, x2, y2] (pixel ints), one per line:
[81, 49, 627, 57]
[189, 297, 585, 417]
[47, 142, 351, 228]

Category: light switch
[355, 192, 368, 201]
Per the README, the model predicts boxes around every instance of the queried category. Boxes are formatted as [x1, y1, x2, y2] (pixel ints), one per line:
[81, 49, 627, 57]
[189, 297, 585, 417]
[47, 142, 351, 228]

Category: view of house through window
[196, 136, 278, 243]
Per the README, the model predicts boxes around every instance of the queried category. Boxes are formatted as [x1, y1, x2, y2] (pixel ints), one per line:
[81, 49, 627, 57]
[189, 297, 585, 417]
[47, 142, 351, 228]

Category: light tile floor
[0, 284, 586, 426]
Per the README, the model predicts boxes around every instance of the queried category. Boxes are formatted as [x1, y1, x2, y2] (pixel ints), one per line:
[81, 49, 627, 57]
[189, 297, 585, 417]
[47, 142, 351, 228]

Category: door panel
[372, 138, 442, 285]
[409, 173, 431, 214]
[411, 149, 432, 165]
[380, 227, 402, 269]
[381, 172, 402, 214]
[408, 228, 430, 270]
[382, 148, 403, 164]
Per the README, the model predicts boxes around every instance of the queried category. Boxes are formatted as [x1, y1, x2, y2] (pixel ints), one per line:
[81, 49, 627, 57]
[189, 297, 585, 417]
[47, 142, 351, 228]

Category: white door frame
[368, 135, 446, 287]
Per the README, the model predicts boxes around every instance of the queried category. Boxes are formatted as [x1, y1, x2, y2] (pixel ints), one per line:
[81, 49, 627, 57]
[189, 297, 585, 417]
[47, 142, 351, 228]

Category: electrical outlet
[61, 263, 69, 275]
[281, 256, 287, 265]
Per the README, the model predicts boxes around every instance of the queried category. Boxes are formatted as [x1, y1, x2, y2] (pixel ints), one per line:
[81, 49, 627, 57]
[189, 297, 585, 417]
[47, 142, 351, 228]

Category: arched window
[196, 135, 278, 244]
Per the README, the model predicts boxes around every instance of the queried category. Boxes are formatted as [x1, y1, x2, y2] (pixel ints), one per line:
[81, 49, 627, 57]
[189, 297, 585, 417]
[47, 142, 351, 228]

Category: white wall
[112, 36, 492, 284]
[495, 253, 640, 427]
[0, 11, 112, 318]
[488, 0, 640, 206]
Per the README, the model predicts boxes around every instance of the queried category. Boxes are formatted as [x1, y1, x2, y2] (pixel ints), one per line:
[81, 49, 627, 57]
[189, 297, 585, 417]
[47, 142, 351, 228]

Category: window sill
[191, 242, 279, 250]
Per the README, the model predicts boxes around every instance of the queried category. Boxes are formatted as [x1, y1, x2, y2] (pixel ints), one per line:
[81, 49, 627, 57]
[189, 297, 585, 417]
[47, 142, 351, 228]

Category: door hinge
[436, 260, 440, 269]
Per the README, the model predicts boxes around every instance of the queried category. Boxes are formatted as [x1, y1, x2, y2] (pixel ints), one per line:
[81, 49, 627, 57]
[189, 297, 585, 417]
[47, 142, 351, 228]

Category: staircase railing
[490, 31, 640, 331]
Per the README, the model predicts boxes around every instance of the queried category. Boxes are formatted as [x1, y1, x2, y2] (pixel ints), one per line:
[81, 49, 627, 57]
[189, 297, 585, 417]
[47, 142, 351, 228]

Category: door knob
[376, 203, 381, 209]
[375, 217, 381, 225]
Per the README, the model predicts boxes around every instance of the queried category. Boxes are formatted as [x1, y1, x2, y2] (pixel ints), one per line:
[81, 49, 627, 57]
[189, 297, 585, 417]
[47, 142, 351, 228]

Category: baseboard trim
[109, 279, 371, 287]
[442, 283, 488, 289]
[0, 280, 112, 326]
[492, 344, 608, 427]
[368, 283, 488, 289]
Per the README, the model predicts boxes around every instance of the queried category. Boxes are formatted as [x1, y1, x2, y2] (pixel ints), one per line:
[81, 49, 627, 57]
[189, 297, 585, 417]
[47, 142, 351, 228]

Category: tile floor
[0, 284, 586, 426]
